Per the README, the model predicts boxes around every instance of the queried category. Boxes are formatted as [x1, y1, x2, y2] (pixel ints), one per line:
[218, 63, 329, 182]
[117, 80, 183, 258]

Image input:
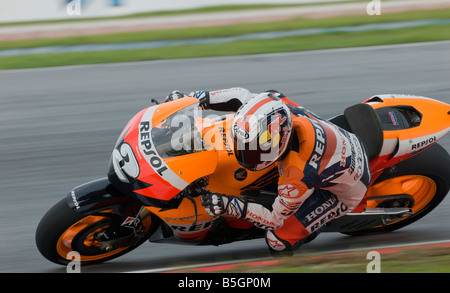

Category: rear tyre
[344, 143, 450, 235]
[36, 199, 159, 265]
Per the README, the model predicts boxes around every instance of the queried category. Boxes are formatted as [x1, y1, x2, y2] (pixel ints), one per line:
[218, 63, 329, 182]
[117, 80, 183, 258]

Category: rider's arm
[243, 119, 322, 230]
[244, 149, 316, 230]
[191, 87, 256, 111]
[201, 117, 321, 230]
[166, 88, 294, 112]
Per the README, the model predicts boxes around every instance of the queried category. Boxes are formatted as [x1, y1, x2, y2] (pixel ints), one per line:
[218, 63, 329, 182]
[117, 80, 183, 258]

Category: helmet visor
[233, 137, 279, 171]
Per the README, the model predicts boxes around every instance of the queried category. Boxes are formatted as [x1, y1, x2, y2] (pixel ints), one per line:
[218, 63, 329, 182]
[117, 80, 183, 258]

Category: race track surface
[1, 41, 449, 273]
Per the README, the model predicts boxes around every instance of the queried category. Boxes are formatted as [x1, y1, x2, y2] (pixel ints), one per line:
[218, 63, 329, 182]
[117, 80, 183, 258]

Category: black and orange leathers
[260, 105, 371, 251]
[192, 88, 371, 251]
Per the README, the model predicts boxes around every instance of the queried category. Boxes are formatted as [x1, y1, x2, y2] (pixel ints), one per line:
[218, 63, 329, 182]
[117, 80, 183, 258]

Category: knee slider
[265, 231, 292, 252]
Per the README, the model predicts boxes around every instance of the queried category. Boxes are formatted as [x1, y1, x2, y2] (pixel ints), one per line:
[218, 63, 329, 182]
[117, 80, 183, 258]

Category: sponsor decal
[70, 190, 80, 210]
[210, 88, 241, 96]
[277, 198, 300, 217]
[228, 197, 245, 218]
[266, 237, 286, 251]
[169, 220, 214, 233]
[278, 184, 299, 198]
[304, 196, 338, 223]
[309, 202, 348, 233]
[308, 119, 326, 169]
[389, 111, 399, 126]
[121, 216, 140, 228]
[165, 215, 196, 222]
[411, 136, 436, 150]
[334, 125, 347, 167]
[246, 210, 278, 230]
[139, 120, 168, 176]
[219, 126, 234, 156]
[234, 168, 248, 181]
[395, 129, 448, 158]
[137, 107, 188, 191]
[277, 161, 285, 177]
[233, 124, 249, 140]
[298, 193, 349, 233]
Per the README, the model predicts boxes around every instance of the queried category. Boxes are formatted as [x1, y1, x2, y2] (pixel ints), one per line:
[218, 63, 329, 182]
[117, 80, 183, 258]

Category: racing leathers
[167, 88, 371, 252]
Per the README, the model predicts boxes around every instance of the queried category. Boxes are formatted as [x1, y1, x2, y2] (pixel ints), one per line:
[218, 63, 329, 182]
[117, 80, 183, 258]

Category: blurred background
[1, 0, 346, 22]
[1, 0, 450, 69]
[1, 0, 449, 273]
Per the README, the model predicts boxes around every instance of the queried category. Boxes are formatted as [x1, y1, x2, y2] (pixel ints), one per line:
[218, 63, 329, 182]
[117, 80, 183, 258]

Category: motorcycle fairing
[109, 94, 449, 239]
[108, 97, 218, 205]
[66, 177, 137, 216]
[364, 95, 450, 175]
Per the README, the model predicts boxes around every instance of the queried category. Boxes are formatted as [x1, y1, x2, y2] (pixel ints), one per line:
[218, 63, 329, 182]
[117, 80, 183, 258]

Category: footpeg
[323, 207, 413, 232]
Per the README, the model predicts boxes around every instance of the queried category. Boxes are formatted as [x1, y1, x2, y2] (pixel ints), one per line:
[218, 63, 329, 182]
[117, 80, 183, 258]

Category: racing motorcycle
[36, 94, 450, 265]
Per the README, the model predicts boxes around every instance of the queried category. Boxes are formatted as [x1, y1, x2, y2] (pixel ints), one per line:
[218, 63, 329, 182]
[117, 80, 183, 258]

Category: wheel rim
[56, 215, 129, 262]
[367, 175, 437, 223]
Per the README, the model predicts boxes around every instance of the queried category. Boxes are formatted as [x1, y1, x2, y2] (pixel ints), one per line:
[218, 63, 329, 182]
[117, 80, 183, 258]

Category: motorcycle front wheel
[36, 199, 159, 266]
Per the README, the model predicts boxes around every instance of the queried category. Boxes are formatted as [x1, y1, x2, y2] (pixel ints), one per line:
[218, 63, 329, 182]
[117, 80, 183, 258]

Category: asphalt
[0, 41, 449, 273]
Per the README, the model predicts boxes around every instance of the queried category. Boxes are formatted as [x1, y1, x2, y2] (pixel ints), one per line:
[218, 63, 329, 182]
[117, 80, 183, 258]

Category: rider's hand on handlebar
[201, 193, 247, 219]
[165, 89, 210, 109]
[165, 90, 186, 102]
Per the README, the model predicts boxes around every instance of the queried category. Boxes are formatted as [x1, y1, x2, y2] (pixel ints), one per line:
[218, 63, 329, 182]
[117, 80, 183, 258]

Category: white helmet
[231, 92, 293, 171]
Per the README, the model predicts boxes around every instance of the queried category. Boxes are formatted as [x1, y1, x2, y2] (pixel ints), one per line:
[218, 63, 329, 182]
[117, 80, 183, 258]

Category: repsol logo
[219, 126, 234, 156]
[301, 197, 348, 233]
[71, 190, 80, 210]
[309, 202, 348, 233]
[308, 119, 326, 169]
[411, 136, 436, 150]
[139, 121, 168, 176]
[170, 220, 214, 232]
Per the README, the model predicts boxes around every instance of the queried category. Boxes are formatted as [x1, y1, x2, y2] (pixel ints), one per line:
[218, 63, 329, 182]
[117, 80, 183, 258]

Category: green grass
[173, 244, 450, 273]
[0, 1, 364, 27]
[2, 8, 450, 51]
[1, 23, 449, 70]
[1, 8, 450, 70]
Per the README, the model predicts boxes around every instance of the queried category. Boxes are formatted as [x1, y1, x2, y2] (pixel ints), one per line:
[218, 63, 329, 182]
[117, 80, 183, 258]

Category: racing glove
[165, 90, 210, 109]
[165, 90, 186, 102]
[166, 88, 256, 111]
[201, 193, 247, 219]
[189, 90, 209, 109]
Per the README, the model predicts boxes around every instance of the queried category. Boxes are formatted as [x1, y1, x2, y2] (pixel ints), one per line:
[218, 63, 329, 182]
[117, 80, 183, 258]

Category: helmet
[231, 92, 293, 171]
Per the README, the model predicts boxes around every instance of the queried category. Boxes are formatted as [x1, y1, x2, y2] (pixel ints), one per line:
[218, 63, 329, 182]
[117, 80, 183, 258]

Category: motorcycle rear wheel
[36, 199, 158, 266]
[344, 143, 450, 235]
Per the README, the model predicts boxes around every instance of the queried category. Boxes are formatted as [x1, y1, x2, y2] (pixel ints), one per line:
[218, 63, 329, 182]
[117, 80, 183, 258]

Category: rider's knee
[266, 230, 291, 252]
[265, 227, 322, 256]
[265, 230, 295, 256]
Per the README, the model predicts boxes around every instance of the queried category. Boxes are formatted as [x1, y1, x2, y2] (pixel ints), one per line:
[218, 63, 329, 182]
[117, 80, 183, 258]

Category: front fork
[66, 177, 157, 249]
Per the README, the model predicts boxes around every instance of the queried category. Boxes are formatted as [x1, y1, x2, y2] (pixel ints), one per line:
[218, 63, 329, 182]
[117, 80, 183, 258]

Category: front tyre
[36, 199, 158, 266]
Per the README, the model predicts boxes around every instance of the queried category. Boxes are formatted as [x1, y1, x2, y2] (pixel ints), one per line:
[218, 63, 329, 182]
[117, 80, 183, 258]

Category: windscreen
[151, 104, 206, 158]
